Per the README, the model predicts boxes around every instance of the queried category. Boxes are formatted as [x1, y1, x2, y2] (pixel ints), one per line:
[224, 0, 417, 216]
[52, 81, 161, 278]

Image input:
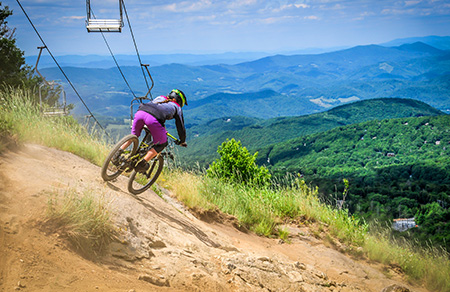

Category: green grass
[45, 188, 115, 255]
[159, 168, 213, 210]
[0, 86, 109, 165]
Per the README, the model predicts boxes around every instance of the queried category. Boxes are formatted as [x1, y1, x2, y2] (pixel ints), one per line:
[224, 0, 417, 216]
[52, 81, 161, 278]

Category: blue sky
[4, 0, 450, 56]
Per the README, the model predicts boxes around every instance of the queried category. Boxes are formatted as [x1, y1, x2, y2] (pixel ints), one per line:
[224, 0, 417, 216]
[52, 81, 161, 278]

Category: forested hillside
[180, 98, 445, 166]
[260, 114, 450, 250]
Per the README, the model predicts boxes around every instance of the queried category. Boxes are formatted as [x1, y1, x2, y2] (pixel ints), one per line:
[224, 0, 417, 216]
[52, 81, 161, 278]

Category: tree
[0, 2, 13, 38]
[0, 2, 36, 87]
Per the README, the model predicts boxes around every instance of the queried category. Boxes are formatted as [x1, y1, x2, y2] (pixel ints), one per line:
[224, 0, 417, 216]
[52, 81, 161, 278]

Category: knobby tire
[101, 134, 139, 181]
[127, 155, 164, 195]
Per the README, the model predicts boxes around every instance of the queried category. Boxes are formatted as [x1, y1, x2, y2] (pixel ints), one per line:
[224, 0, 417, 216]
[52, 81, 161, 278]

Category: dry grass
[45, 189, 115, 256]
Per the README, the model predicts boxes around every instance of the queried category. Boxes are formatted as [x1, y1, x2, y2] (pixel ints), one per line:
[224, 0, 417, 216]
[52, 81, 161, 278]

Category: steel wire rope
[90, 10, 137, 98]
[121, 0, 152, 99]
[15, 0, 110, 137]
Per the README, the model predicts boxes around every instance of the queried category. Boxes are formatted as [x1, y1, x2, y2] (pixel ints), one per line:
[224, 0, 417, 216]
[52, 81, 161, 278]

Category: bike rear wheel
[101, 134, 139, 181]
[127, 155, 164, 195]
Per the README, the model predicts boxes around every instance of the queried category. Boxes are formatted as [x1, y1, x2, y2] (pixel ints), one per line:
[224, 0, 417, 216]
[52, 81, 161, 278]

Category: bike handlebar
[166, 132, 177, 141]
[167, 132, 187, 147]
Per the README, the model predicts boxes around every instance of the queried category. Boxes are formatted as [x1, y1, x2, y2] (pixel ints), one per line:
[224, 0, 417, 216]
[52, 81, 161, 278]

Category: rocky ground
[0, 144, 429, 291]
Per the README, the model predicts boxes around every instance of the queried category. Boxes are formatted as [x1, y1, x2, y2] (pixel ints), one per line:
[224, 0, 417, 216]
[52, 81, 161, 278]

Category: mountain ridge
[38, 37, 450, 117]
[180, 97, 445, 166]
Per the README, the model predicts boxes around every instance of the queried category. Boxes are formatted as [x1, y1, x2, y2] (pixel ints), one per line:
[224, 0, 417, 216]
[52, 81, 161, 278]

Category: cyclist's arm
[174, 110, 186, 143]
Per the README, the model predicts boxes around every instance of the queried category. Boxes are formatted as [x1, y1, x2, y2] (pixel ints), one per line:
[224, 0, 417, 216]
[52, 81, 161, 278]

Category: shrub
[207, 138, 271, 186]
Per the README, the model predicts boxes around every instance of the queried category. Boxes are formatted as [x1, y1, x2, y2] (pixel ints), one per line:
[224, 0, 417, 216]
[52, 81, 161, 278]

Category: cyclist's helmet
[168, 89, 188, 107]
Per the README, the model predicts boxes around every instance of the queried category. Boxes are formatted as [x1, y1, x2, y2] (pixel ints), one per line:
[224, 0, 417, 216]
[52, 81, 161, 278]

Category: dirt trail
[0, 144, 428, 292]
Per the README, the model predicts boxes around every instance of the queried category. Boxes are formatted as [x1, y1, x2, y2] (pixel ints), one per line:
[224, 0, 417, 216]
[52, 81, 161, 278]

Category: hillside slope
[0, 144, 427, 292]
[181, 98, 444, 166]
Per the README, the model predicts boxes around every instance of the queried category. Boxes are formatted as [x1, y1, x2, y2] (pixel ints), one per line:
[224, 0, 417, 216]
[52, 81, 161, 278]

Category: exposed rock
[257, 256, 271, 262]
[138, 274, 170, 287]
[288, 271, 304, 282]
[109, 242, 154, 261]
[148, 240, 166, 249]
[294, 261, 307, 270]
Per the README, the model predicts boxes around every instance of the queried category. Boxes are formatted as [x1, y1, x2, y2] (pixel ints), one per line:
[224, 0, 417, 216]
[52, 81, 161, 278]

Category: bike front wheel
[101, 134, 139, 182]
[127, 155, 164, 195]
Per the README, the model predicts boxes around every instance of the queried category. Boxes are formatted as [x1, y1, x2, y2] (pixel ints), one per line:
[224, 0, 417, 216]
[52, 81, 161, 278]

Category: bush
[207, 138, 271, 186]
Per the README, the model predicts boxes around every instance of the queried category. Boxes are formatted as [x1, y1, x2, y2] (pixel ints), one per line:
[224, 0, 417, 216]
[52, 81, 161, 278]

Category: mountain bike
[101, 126, 179, 195]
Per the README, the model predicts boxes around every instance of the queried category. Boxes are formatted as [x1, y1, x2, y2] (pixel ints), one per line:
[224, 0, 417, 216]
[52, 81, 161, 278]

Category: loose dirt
[0, 144, 429, 291]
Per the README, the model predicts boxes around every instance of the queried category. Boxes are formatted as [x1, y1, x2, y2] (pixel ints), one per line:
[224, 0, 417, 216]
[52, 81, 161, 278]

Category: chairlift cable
[121, 1, 152, 98]
[91, 10, 137, 98]
[15, 0, 110, 138]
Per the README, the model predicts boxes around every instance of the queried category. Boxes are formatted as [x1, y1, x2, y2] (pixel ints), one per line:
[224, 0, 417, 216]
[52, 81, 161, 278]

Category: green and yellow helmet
[168, 89, 187, 107]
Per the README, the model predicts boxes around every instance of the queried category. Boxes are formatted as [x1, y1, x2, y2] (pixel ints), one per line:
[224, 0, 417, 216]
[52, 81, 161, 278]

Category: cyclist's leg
[141, 113, 168, 161]
[131, 111, 147, 137]
[144, 148, 158, 161]
[134, 113, 167, 173]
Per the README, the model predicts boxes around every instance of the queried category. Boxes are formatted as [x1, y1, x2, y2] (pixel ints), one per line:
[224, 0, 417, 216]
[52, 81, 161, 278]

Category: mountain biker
[115, 89, 188, 173]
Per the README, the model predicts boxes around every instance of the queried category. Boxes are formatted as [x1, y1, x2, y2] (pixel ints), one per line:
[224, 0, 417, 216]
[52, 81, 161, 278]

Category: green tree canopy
[0, 2, 13, 38]
[0, 2, 36, 87]
[207, 138, 271, 186]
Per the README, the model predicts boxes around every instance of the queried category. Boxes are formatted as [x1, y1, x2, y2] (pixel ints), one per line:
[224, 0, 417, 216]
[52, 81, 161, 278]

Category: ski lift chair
[35, 46, 68, 117]
[86, 0, 124, 33]
[39, 83, 68, 117]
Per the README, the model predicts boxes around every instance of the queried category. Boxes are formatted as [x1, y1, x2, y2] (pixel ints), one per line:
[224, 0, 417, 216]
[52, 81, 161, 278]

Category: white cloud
[272, 3, 310, 13]
[159, 1, 213, 13]
[379, 0, 450, 16]
[61, 16, 85, 20]
[295, 4, 309, 9]
[304, 15, 320, 20]
[161, 3, 178, 12]
[259, 15, 297, 24]
[187, 14, 217, 22]
[227, 0, 258, 8]
[353, 11, 375, 20]
[52, 15, 86, 26]
[404, 0, 422, 6]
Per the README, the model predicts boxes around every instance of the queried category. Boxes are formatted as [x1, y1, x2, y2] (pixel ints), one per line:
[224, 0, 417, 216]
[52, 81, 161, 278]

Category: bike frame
[129, 126, 177, 166]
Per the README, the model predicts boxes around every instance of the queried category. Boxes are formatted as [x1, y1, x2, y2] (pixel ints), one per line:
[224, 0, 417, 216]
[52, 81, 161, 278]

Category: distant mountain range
[37, 35, 450, 118]
[27, 52, 273, 69]
[381, 35, 450, 50]
[27, 35, 450, 68]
